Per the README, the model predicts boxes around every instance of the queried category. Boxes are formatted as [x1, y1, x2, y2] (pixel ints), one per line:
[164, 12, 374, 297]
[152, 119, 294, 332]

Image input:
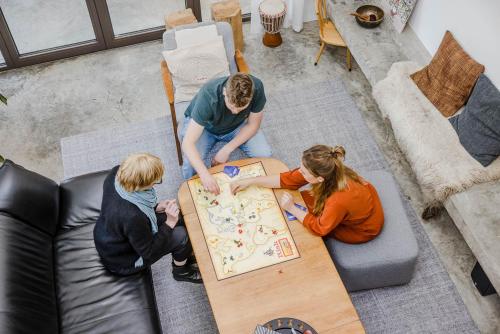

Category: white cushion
[162, 36, 230, 103]
[174, 24, 218, 49]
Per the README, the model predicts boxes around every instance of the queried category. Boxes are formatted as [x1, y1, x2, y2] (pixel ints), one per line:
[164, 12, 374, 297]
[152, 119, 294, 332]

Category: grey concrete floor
[0, 21, 499, 333]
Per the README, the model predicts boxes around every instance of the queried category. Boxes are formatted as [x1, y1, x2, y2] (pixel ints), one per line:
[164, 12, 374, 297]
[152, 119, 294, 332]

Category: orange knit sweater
[280, 168, 384, 244]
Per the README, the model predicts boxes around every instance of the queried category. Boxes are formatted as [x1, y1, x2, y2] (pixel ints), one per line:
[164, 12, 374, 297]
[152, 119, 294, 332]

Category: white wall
[409, 0, 500, 88]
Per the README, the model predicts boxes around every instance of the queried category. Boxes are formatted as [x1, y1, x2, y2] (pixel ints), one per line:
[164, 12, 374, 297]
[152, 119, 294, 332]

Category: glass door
[95, 0, 193, 48]
[200, 0, 217, 22]
[241, 0, 251, 15]
[0, 0, 105, 69]
[0, 1, 203, 71]
[0, 0, 97, 54]
[0, 26, 11, 68]
[0, 49, 5, 67]
[107, 0, 186, 36]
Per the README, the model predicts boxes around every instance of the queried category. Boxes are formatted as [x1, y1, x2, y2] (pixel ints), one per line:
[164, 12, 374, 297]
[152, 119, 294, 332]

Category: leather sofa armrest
[0, 159, 59, 236]
[160, 60, 175, 104]
[59, 170, 109, 231]
[235, 49, 250, 74]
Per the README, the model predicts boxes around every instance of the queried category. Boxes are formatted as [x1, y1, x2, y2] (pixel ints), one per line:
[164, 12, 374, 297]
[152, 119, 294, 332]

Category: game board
[187, 162, 300, 280]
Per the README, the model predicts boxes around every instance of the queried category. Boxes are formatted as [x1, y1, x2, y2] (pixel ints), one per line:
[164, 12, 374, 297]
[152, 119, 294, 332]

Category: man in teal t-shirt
[180, 73, 272, 194]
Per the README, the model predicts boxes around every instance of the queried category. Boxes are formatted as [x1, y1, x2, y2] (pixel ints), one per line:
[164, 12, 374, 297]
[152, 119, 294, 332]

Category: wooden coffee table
[178, 158, 365, 334]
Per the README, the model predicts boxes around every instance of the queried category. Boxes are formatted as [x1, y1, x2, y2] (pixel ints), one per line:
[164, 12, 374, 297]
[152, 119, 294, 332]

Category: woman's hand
[156, 199, 173, 212]
[230, 178, 252, 195]
[279, 192, 295, 211]
[165, 200, 180, 229]
[200, 171, 220, 195]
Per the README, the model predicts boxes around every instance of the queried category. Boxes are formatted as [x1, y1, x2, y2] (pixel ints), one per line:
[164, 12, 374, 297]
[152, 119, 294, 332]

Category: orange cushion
[410, 31, 484, 117]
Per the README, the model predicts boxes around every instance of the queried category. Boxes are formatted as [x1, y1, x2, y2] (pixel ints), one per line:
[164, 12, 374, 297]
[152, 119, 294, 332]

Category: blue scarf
[114, 177, 158, 268]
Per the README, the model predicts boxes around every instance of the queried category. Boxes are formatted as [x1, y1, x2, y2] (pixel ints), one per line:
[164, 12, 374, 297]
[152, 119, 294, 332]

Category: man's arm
[214, 111, 263, 164]
[182, 120, 220, 194]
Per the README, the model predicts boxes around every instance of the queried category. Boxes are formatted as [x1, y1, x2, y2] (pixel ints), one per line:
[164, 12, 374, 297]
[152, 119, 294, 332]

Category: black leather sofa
[0, 160, 162, 334]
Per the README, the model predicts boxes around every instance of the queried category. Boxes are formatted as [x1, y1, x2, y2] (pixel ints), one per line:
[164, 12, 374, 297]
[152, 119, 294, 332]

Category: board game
[187, 162, 300, 280]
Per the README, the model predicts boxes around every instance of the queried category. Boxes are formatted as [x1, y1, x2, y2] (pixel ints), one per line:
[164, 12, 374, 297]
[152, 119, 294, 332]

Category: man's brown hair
[225, 73, 254, 108]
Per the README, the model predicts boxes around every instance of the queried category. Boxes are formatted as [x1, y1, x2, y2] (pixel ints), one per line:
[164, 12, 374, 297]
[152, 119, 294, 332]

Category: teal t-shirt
[184, 75, 266, 135]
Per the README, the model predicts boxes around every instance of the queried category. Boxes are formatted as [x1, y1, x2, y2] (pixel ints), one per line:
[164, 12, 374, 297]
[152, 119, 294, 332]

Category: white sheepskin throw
[162, 35, 230, 103]
[372, 61, 500, 209]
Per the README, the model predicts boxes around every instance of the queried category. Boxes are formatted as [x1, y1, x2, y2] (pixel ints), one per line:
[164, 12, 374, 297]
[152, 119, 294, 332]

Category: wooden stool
[165, 8, 198, 29]
[211, 0, 244, 51]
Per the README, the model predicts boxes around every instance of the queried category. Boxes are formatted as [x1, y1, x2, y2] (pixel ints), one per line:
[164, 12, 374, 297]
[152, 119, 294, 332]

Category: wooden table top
[178, 158, 365, 334]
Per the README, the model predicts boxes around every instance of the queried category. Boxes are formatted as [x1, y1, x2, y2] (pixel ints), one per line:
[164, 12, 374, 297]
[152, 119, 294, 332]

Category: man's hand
[201, 172, 220, 195]
[279, 192, 295, 211]
[212, 146, 232, 166]
[230, 178, 251, 195]
[165, 200, 180, 229]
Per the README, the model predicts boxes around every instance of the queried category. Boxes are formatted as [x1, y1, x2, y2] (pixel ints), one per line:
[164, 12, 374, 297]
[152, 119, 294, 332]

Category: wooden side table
[211, 0, 244, 51]
[165, 8, 198, 29]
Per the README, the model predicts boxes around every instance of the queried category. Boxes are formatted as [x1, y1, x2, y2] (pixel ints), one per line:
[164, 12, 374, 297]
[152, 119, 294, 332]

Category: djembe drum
[259, 0, 286, 47]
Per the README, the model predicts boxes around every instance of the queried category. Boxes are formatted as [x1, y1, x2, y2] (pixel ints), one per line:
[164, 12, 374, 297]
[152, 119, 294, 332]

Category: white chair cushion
[174, 24, 218, 49]
[162, 35, 230, 103]
[163, 22, 238, 74]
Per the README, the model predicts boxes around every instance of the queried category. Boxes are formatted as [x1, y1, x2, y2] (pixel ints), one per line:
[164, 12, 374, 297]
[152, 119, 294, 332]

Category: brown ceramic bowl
[355, 5, 384, 28]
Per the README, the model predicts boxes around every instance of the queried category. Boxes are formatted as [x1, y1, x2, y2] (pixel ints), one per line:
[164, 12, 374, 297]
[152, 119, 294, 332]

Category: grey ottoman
[325, 170, 418, 292]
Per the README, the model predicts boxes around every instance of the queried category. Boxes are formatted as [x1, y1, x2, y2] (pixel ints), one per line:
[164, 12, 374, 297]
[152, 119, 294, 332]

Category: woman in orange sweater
[230, 145, 384, 243]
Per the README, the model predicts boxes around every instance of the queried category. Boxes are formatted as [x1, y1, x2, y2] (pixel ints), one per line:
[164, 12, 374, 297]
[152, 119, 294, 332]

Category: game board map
[188, 162, 300, 280]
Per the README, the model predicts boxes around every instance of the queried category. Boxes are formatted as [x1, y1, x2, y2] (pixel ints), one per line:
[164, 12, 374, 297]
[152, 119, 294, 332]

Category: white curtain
[250, 0, 317, 34]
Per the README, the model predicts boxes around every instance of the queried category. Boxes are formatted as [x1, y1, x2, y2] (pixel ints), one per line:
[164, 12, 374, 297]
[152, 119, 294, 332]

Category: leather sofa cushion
[0, 160, 59, 236]
[59, 170, 108, 231]
[55, 223, 161, 334]
[0, 215, 59, 334]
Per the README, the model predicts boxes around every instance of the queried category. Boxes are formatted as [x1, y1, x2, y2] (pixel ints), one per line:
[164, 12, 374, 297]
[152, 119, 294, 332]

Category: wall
[409, 0, 500, 88]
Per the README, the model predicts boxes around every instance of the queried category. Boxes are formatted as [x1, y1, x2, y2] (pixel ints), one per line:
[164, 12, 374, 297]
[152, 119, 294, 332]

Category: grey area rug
[61, 80, 478, 334]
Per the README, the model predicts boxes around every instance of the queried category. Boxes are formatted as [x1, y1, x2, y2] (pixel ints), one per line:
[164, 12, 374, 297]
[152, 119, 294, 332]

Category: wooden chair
[314, 0, 351, 70]
[160, 23, 250, 166]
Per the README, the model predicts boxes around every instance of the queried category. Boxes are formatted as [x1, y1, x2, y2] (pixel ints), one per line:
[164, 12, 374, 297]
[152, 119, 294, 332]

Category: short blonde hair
[225, 73, 254, 108]
[117, 153, 164, 192]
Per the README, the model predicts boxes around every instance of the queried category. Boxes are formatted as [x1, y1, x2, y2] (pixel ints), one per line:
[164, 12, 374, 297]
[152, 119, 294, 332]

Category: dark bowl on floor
[355, 5, 384, 28]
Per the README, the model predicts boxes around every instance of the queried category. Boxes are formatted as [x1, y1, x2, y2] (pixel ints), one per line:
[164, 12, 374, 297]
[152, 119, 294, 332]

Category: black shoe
[172, 262, 203, 284]
[187, 253, 199, 270]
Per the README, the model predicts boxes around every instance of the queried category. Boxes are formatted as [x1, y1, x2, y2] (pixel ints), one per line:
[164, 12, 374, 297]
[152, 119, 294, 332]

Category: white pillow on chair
[162, 35, 230, 103]
[174, 24, 218, 49]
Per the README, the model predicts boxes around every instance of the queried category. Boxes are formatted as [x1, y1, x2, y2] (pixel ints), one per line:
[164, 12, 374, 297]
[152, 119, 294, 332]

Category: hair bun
[331, 146, 345, 160]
